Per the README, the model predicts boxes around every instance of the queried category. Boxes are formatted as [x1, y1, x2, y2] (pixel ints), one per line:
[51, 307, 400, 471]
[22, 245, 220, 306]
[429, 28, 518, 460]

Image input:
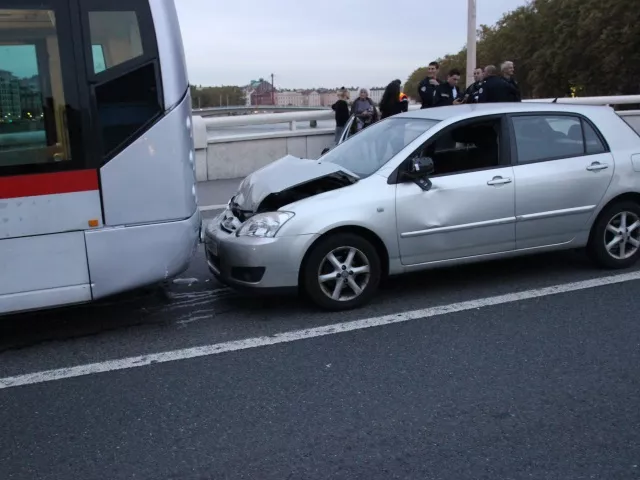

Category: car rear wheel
[302, 233, 381, 310]
[588, 200, 640, 269]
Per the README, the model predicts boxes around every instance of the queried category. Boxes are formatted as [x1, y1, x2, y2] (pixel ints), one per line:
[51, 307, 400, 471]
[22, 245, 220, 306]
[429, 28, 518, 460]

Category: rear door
[509, 113, 614, 249]
[0, 1, 101, 312]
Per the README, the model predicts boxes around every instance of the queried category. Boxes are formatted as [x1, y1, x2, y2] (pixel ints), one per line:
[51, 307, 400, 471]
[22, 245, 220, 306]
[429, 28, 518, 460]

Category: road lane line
[2, 270, 640, 390]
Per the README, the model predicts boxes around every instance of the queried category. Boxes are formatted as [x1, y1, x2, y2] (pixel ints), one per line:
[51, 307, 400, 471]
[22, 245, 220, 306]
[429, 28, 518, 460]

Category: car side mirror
[403, 156, 434, 191]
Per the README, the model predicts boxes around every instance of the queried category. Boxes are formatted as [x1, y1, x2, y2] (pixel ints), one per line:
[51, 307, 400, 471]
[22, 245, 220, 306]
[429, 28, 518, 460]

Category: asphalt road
[1, 246, 640, 479]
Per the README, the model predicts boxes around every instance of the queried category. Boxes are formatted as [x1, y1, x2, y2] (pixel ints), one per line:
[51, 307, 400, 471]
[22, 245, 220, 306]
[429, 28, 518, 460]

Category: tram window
[0, 10, 71, 169]
[85, 4, 162, 159]
[89, 11, 143, 74]
[94, 63, 161, 156]
[92, 45, 107, 74]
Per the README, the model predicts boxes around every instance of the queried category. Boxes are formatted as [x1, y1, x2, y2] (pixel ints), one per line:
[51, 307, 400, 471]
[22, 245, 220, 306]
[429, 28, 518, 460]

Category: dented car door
[395, 167, 517, 266]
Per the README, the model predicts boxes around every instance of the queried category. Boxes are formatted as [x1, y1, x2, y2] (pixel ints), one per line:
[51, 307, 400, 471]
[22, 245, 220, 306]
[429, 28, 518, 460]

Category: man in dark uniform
[418, 61, 444, 109]
[460, 66, 484, 104]
[434, 69, 463, 107]
[477, 65, 521, 103]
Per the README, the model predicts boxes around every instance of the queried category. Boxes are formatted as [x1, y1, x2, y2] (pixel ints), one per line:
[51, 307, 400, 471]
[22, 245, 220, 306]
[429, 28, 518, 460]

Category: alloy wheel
[317, 246, 371, 301]
[604, 211, 640, 260]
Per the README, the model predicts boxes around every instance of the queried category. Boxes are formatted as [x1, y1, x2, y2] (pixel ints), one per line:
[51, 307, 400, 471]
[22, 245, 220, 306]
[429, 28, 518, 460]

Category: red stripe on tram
[0, 170, 99, 200]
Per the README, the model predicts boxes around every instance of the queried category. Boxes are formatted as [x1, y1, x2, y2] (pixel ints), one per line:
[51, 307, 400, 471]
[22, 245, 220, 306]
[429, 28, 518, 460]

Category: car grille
[220, 207, 243, 234]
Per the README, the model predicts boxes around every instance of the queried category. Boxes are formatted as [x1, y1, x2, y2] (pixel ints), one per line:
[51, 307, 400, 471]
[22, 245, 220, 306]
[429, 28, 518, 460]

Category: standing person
[500, 61, 521, 101]
[460, 67, 484, 104]
[477, 65, 519, 103]
[379, 81, 404, 119]
[393, 79, 409, 113]
[350, 88, 378, 131]
[331, 87, 350, 144]
[394, 79, 409, 113]
[433, 69, 462, 107]
[418, 61, 444, 109]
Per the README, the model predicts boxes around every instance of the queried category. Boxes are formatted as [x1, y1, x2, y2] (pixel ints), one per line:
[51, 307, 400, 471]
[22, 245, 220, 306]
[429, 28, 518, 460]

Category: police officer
[460, 66, 484, 104]
[418, 61, 444, 109]
[433, 69, 463, 107]
[477, 65, 521, 103]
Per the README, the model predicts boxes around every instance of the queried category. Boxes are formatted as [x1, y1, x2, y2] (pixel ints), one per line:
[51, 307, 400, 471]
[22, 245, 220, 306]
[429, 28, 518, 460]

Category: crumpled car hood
[231, 155, 359, 213]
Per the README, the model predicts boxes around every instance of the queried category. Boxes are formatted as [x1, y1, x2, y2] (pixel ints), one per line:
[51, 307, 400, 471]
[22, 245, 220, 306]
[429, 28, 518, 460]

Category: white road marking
[199, 204, 226, 212]
[2, 270, 640, 390]
[172, 278, 200, 286]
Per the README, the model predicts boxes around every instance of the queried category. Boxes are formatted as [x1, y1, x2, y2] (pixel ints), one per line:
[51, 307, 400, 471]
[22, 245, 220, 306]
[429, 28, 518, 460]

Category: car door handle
[586, 162, 608, 171]
[487, 176, 512, 186]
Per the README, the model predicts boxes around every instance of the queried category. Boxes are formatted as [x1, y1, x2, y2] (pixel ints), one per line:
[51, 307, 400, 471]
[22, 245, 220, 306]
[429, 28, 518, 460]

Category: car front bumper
[204, 210, 318, 290]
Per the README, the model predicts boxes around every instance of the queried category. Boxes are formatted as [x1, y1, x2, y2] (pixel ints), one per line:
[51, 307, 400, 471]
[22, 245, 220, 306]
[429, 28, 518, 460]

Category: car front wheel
[302, 233, 381, 310]
[588, 200, 640, 269]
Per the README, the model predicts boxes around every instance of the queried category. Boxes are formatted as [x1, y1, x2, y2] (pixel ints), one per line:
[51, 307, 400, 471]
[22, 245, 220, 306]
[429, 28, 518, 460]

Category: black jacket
[504, 77, 522, 101]
[418, 77, 444, 108]
[434, 82, 461, 107]
[380, 98, 407, 119]
[462, 81, 482, 103]
[331, 99, 350, 127]
[477, 75, 521, 103]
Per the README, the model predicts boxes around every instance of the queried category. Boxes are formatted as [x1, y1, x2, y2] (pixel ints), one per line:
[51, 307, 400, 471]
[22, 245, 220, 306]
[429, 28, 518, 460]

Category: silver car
[204, 103, 640, 310]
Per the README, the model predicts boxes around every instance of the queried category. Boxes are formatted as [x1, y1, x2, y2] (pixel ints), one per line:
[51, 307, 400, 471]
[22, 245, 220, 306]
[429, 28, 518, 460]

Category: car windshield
[322, 117, 440, 178]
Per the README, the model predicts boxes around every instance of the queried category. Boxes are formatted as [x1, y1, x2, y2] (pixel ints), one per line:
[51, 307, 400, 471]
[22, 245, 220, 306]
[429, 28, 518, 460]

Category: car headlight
[236, 212, 294, 238]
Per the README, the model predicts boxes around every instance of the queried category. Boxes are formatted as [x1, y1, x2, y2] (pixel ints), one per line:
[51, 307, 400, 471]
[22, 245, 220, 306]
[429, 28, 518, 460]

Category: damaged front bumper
[203, 209, 318, 291]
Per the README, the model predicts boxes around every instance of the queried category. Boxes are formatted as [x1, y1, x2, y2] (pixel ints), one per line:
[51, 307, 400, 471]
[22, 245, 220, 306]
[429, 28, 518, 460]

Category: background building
[0, 70, 22, 119]
[247, 78, 274, 106]
[245, 78, 402, 108]
[276, 90, 304, 106]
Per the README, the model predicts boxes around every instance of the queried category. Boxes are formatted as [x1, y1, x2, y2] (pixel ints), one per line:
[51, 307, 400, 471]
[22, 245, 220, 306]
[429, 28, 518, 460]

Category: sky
[175, 0, 527, 89]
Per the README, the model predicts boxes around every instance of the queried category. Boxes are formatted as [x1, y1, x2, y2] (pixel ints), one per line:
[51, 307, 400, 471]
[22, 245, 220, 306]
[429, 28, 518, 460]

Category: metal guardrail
[193, 105, 330, 117]
[200, 95, 640, 137]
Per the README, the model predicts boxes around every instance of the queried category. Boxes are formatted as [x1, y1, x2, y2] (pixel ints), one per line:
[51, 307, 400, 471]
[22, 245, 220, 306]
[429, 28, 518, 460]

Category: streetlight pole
[271, 73, 275, 105]
[466, 0, 477, 87]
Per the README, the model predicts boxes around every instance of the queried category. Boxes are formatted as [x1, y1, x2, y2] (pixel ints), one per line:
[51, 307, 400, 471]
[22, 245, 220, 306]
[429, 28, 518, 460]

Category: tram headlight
[236, 212, 294, 238]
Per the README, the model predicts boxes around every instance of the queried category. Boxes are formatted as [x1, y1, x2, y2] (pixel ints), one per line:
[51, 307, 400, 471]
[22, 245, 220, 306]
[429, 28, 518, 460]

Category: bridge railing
[200, 95, 640, 133]
[192, 95, 640, 182]
[193, 105, 331, 117]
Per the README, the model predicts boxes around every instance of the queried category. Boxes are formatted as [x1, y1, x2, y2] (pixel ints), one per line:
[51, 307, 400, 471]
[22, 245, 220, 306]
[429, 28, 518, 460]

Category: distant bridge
[193, 105, 330, 117]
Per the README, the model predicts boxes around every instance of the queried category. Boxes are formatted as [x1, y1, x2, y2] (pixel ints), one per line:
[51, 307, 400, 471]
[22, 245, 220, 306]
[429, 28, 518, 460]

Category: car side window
[582, 119, 606, 154]
[412, 117, 503, 177]
[511, 115, 594, 163]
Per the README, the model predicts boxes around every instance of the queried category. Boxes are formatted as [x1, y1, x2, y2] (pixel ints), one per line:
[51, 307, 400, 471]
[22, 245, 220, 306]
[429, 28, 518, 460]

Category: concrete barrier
[206, 129, 334, 180]
[619, 110, 640, 135]
[192, 115, 209, 182]
[193, 97, 640, 182]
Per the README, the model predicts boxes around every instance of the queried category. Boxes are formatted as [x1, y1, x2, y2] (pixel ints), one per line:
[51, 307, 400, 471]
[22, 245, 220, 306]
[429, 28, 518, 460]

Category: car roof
[401, 102, 614, 122]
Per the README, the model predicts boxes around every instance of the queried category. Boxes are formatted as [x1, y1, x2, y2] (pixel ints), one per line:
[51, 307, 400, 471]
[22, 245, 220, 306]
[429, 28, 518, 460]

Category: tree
[412, 0, 640, 99]
[191, 85, 245, 108]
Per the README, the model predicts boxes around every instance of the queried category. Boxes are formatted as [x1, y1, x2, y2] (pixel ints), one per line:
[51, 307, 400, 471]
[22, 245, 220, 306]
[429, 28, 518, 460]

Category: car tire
[587, 200, 640, 269]
[302, 233, 381, 311]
